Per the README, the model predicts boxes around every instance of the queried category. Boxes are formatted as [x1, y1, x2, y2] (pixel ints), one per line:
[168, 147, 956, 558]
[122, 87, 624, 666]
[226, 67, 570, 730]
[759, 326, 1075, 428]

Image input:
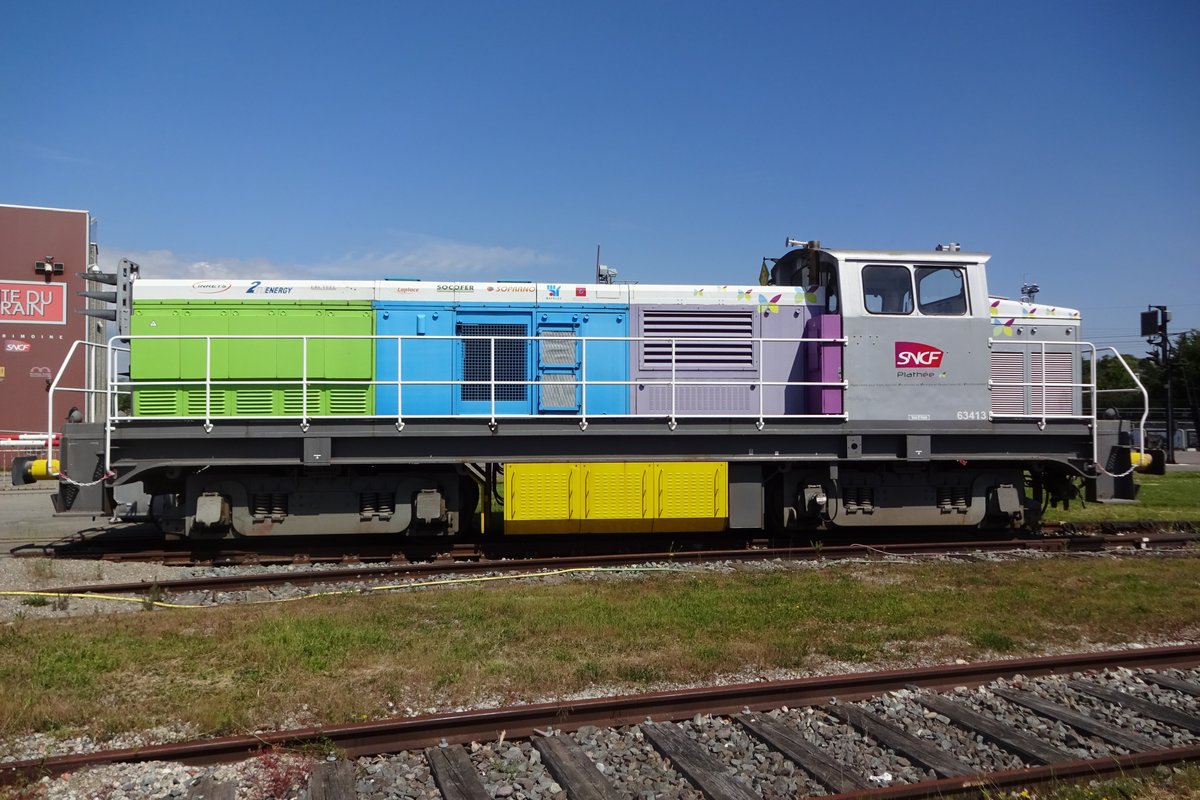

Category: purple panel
[760, 308, 809, 415]
[805, 313, 843, 414]
[630, 303, 813, 417]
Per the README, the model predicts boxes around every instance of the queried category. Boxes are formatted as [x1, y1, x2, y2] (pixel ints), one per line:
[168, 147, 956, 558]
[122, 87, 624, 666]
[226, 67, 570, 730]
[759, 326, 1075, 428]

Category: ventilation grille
[639, 385, 755, 414]
[990, 351, 1025, 414]
[328, 387, 369, 415]
[458, 323, 528, 401]
[235, 390, 274, 416]
[186, 390, 227, 417]
[134, 389, 180, 416]
[282, 389, 322, 416]
[539, 330, 577, 366]
[641, 310, 754, 367]
[540, 373, 578, 409]
[1031, 352, 1074, 414]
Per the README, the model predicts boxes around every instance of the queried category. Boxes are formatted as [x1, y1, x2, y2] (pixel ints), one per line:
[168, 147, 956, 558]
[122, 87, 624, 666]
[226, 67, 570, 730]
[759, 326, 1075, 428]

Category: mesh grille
[541, 373, 578, 409]
[990, 351, 1025, 414]
[458, 323, 527, 402]
[539, 330, 577, 366]
[641, 310, 754, 366]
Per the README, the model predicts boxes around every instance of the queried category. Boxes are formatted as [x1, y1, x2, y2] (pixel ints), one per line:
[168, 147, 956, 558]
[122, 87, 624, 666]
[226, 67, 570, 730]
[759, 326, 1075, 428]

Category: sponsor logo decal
[435, 284, 474, 292]
[29, 366, 51, 380]
[575, 287, 587, 297]
[895, 341, 944, 368]
[308, 284, 339, 291]
[485, 285, 536, 294]
[244, 281, 292, 295]
[0, 282, 67, 325]
[191, 281, 232, 294]
[4, 340, 31, 353]
[546, 285, 561, 297]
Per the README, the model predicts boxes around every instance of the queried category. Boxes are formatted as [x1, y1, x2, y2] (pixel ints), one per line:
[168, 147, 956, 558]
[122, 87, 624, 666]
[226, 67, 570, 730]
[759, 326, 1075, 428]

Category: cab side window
[862, 265, 913, 314]
[915, 267, 967, 315]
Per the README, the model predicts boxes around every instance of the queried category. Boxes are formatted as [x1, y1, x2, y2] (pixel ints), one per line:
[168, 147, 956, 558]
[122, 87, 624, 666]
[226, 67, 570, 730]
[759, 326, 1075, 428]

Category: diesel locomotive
[30, 240, 1146, 537]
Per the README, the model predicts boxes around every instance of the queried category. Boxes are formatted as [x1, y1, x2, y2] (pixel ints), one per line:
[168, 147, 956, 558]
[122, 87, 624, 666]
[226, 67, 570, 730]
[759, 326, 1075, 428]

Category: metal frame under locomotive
[45, 241, 1143, 536]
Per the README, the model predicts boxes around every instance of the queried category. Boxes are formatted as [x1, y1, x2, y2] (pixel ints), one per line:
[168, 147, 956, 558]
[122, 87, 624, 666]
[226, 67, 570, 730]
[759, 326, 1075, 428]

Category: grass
[1045, 471, 1200, 523]
[0, 557, 1197, 741]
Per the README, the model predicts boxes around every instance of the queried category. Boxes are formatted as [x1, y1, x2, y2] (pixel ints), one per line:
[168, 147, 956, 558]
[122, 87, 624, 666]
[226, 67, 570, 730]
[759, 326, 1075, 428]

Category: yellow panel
[653, 462, 728, 532]
[503, 463, 580, 534]
[581, 463, 652, 533]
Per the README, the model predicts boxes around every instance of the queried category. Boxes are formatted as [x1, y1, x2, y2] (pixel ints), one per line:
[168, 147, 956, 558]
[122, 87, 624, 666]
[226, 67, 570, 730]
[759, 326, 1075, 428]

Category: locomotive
[30, 240, 1145, 537]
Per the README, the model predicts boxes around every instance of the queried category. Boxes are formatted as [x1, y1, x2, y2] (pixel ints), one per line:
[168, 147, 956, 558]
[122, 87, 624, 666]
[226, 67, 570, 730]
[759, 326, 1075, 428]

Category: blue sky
[2, 1, 1197, 352]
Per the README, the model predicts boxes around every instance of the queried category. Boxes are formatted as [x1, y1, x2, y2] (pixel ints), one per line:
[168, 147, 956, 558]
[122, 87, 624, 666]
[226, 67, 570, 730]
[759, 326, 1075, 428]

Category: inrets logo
[895, 341, 944, 368]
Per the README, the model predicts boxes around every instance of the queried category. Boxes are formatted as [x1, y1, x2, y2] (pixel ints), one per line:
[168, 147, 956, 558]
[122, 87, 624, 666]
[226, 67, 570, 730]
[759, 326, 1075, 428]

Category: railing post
[395, 334, 404, 431]
[756, 335, 765, 430]
[300, 335, 310, 432]
[489, 336, 497, 429]
[669, 338, 677, 430]
[204, 336, 213, 433]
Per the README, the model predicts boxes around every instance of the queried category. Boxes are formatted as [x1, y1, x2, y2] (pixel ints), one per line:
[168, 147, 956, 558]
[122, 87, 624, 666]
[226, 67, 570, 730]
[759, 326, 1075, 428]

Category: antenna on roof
[1020, 278, 1040, 303]
[596, 244, 617, 284]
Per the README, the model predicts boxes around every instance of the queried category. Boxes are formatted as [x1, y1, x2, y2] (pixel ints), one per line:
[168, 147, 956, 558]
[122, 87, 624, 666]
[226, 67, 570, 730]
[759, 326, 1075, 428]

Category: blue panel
[376, 301, 629, 418]
[536, 307, 628, 415]
[375, 304, 455, 416]
[454, 309, 535, 415]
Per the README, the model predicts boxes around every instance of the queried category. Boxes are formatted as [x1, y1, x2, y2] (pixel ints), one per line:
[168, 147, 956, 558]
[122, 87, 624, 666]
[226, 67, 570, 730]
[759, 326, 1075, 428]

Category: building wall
[0, 204, 90, 436]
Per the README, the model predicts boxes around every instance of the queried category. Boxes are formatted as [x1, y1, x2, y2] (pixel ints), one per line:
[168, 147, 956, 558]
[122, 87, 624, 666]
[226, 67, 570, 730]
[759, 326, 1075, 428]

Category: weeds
[0, 558, 1197, 740]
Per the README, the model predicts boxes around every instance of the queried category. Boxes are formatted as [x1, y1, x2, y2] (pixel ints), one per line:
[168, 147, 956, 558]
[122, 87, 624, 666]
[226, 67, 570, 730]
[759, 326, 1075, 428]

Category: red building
[0, 204, 92, 440]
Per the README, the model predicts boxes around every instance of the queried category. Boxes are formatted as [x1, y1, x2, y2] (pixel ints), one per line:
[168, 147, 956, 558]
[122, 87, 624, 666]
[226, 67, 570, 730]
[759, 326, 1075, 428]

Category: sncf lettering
[894, 342, 944, 368]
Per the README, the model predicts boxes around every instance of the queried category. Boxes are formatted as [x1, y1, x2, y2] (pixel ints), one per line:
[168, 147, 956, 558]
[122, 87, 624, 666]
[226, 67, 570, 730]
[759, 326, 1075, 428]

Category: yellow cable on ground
[0, 565, 692, 610]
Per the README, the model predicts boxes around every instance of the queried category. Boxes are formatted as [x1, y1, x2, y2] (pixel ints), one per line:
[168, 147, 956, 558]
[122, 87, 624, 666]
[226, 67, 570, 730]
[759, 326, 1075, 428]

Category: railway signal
[1142, 305, 1175, 464]
[79, 258, 138, 337]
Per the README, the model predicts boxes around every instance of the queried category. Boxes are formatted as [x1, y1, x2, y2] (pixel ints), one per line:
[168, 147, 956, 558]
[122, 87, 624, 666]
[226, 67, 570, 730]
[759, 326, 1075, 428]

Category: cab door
[842, 261, 990, 423]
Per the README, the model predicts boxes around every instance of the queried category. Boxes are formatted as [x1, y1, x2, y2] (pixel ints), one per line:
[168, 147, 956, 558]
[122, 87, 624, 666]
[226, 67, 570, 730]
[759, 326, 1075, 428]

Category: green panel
[322, 309, 374, 379]
[129, 300, 374, 417]
[130, 308, 181, 379]
[179, 309, 231, 379]
[226, 308, 279, 380]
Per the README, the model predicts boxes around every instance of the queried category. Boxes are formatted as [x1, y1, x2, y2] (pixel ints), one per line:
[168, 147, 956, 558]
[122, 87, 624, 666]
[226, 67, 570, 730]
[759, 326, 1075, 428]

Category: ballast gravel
[11, 666, 1200, 799]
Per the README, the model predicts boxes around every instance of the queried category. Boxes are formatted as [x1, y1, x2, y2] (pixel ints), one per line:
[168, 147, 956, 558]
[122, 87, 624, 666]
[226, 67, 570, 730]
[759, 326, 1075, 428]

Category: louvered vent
[990, 351, 1025, 414]
[135, 388, 180, 416]
[235, 389, 274, 416]
[282, 388, 323, 416]
[1031, 352, 1074, 414]
[186, 390, 227, 417]
[640, 310, 754, 367]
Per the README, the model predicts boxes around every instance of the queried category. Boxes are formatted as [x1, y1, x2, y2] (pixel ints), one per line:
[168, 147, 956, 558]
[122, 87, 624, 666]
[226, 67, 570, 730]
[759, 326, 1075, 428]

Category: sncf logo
[895, 341, 944, 368]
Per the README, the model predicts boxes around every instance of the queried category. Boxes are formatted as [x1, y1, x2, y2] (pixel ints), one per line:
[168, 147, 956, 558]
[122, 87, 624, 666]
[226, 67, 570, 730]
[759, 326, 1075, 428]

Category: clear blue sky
[2, 1, 1197, 352]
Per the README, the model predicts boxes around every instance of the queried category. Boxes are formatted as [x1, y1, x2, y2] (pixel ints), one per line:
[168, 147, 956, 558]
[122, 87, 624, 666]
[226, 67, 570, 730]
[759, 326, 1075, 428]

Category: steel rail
[4, 644, 1198, 786]
[27, 533, 1200, 597]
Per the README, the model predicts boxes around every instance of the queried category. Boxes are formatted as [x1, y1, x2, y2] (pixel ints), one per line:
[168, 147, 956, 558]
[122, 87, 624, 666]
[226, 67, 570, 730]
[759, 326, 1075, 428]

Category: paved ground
[1166, 448, 1200, 471]
[0, 487, 113, 551]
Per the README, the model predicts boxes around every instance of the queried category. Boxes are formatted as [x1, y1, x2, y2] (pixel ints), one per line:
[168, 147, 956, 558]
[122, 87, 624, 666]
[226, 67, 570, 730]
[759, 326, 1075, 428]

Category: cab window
[916, 267, 967, 315]
[862, 265, 913, 314]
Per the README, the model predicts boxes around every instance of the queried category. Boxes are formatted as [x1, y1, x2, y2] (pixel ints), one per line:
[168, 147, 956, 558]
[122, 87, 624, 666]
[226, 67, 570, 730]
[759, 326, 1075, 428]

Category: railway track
[10, 533, 1198, 602]
[4, 645, 1198, 798]
[8, 521, 1197, 568]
